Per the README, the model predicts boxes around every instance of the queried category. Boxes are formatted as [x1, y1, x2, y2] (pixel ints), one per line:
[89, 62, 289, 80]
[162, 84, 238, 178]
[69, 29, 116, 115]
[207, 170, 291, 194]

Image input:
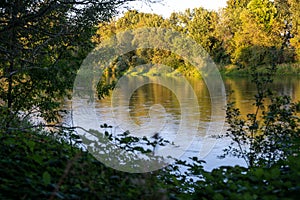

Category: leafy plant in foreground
[220, 65, 300, 167]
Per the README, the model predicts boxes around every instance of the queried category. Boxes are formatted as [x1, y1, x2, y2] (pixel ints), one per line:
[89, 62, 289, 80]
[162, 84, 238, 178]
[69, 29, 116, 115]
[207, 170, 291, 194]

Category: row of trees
[93, 0, 300, 74]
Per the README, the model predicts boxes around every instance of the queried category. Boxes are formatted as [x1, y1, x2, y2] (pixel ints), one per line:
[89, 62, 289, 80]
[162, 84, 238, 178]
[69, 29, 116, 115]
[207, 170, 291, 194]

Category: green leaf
[26, 140, 35, 153]
[257, 168, 265, 177]
[43, 171, 51, 185]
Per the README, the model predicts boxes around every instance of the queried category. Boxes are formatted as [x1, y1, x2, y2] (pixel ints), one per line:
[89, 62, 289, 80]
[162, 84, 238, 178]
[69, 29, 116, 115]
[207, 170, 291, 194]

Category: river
[68, 75, 300, 171]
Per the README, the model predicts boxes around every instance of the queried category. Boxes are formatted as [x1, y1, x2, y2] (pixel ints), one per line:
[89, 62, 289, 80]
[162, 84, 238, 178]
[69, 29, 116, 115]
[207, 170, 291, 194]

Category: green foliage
[219, 0, 298, 68]
[191, 158, 300, 199]
[232, 45, 282, 68]
[247, 0, 277, 29]
[92, 8, 225, 79]
[221, 66, 300, 167]
[0, 127, 177, 199]
[221, 63, 300, 76]
[0, 0, 160, 130]
[97, 80, 116, 100]
[92, 1, 300, 79]
[289, 0, 300, 61]
[229, 1, 285, 67]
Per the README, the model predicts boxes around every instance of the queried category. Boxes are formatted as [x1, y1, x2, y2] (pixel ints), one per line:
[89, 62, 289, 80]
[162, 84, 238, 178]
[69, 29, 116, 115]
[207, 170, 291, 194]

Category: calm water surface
[70, 76, 300, 171]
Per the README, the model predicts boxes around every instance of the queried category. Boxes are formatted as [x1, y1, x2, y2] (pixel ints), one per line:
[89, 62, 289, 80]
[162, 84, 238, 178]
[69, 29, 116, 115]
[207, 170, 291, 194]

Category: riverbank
[122, 63, 300, 78]
[220, 63, 300, 77]
[124, 64, 202, 78]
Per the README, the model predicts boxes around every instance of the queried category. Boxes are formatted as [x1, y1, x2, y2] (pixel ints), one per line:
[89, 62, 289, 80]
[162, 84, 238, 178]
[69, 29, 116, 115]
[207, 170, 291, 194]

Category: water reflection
[97, 76, 300, 134]
[224, 76, 300, 115]
[71, 75, 300, 170]
[129, 83, 181, 125]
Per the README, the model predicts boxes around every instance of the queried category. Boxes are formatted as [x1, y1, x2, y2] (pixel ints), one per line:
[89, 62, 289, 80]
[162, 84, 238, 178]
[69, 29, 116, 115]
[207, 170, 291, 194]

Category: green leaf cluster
[1, 125, 300, 199]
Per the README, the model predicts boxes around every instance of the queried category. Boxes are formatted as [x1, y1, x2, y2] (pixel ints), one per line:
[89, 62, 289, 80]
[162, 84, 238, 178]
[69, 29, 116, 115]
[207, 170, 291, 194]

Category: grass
[122, 62, 300, 78]
[220, 63, 300, 77]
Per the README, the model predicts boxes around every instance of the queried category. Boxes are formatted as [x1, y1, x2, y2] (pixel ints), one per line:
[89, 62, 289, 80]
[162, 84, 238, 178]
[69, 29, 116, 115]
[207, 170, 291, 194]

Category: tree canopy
[92, 0, 300, 76]
[0, 0, 159, 130]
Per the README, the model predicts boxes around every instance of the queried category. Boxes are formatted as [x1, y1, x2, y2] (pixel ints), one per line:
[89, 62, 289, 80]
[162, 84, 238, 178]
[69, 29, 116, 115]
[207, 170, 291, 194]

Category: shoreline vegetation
[220, 63, 300, 77]
[118, 63, 300, 78]
[94, 49, 300, 81]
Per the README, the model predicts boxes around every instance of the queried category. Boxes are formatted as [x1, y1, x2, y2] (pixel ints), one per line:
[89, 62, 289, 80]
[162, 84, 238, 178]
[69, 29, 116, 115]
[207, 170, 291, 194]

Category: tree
[92, 10, 185, 78]
[221, 63, 300, 167]
[184, 8, 228, 63]
[217, 0, 251, 60]
[229, 0, 286, 67]
[0, 0, 159, 130]
[288, 0, 300, 61]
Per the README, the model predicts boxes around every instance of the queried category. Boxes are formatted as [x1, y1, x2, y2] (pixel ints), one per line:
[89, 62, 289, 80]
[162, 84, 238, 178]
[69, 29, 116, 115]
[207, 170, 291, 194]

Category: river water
[68, 75, 300, 171]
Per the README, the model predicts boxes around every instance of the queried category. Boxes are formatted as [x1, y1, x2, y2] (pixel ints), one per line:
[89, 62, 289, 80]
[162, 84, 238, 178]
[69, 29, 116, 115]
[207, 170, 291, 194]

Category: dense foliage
[0, 0, 159, 130]
[221, 66, 300, 168]
[92, 0, 300, 77]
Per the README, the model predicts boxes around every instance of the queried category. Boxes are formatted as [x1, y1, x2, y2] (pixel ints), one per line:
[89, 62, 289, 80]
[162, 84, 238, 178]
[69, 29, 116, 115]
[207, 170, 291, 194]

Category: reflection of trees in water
[129, 83, 180, 121]
[97, 75, 299, 123]
[224, 77, 300, 116]
[125, 76, 212, 123]
[272, 77, 300, 101]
